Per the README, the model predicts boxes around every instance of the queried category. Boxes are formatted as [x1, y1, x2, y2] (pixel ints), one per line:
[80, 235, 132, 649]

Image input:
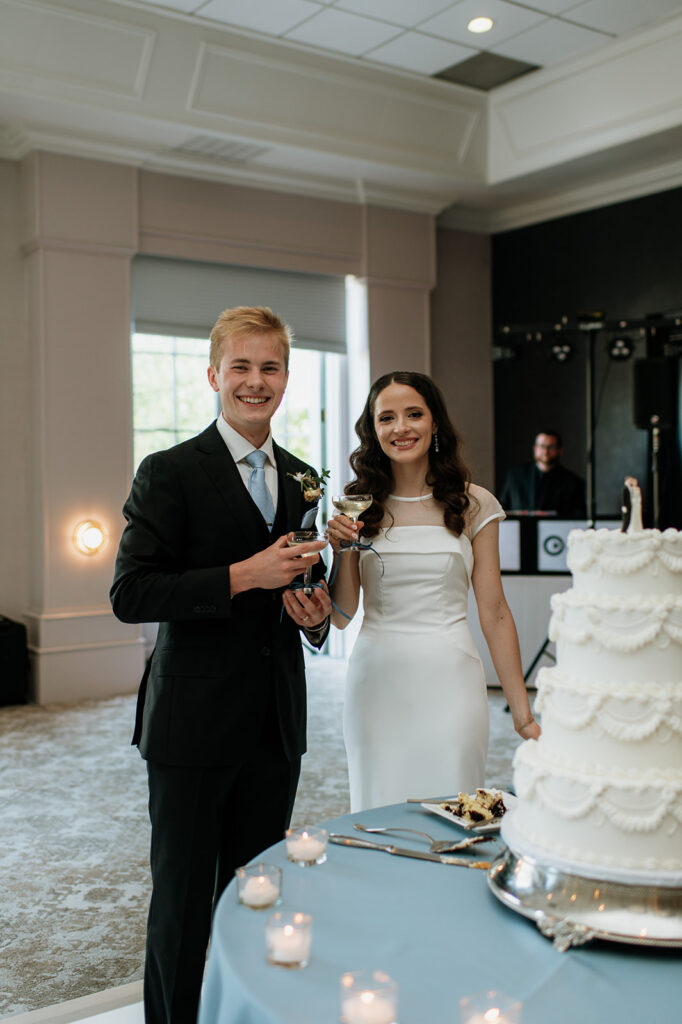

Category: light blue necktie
[244, 450, 275, 530]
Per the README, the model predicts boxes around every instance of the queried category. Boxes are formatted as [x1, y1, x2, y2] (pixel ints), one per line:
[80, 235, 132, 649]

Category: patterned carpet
[0, 656, 524, 1018]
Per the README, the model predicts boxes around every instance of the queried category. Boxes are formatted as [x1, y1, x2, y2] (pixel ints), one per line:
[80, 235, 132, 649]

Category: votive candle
[236, 863, 281, 910]
[265, 911, 312, 969]
[340, 970, 398, 1024]
[285, 825, 328, 865]
[459, 990, 522, 1024]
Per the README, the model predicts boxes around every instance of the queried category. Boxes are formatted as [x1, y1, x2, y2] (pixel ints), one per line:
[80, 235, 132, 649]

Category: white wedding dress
[343, 485, 505, 812]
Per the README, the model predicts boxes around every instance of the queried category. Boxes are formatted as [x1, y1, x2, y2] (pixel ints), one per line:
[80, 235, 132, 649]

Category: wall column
[21, 152, 145, 702]
[361, 206, 436, 379]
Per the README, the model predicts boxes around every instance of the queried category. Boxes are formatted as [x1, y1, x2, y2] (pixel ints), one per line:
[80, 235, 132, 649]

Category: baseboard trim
[2, 982, 143, 1024]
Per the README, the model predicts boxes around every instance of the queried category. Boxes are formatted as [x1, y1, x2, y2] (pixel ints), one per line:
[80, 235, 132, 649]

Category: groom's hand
[282, 581, 332, 629]
[229, 534, 326, 596]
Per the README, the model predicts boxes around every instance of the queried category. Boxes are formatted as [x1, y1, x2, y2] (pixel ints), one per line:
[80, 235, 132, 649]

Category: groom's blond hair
[209, 306, 292, 370]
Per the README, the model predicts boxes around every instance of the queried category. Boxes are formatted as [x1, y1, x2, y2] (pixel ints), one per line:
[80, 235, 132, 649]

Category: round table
[199, 802, 679, 1024]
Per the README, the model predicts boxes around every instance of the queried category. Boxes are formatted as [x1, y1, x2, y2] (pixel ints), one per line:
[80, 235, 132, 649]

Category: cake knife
[328, 834, 490, 869]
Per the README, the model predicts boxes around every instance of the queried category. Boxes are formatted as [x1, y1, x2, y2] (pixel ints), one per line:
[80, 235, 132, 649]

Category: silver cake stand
[488, 846, 682, 951]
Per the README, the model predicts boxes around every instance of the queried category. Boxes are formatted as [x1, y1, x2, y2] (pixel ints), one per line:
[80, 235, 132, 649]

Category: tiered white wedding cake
[502, 485, 682, 884]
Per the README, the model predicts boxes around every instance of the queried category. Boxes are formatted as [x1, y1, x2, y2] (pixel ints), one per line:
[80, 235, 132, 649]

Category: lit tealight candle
[340, 971, 398, 1024]
[235, 863, 281, 910]
[265, 911, 312, 969]
[342, 991, 397, 1024]
[285, 825, 328, 865]
[459, 990, 522, 1024]
[240, 875, 279, 908]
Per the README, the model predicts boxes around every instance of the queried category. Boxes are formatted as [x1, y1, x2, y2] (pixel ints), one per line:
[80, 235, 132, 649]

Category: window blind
[131, 256, 346, 353]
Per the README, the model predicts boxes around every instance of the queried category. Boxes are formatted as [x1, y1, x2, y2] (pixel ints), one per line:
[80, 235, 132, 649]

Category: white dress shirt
[215, 415, 278, 511]
[215, 414, 328, 637]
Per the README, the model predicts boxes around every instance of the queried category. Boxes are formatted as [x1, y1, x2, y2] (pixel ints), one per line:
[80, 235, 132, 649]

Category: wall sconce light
[550, 342, 574, 363]
[607, 336, 635, 361]
[73, 520, 107, 556]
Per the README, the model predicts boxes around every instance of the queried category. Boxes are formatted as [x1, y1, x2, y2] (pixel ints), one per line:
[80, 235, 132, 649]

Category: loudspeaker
[632, 358, 677, 430]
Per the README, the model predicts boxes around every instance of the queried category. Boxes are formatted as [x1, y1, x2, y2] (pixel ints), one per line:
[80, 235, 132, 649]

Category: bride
[327, 371, 540, 812]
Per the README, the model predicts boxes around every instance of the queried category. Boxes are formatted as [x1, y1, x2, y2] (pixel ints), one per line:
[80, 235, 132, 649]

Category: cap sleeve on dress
[465, 484, 505, 540]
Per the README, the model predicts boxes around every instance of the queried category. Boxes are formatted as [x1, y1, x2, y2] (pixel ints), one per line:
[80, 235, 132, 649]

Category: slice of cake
[502, 481, 682, 885]
[442, 788, 506, 824]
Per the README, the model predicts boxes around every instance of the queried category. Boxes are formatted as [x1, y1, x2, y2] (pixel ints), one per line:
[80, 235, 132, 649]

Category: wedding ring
[303, 616, 310, 622]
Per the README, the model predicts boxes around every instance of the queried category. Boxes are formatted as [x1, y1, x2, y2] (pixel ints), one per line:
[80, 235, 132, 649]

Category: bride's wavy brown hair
[346, 371, 472, 538]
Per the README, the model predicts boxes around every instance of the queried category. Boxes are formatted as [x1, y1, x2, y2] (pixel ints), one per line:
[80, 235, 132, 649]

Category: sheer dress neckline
[388, 492, 433, 501]
[381, 484, 505, 540]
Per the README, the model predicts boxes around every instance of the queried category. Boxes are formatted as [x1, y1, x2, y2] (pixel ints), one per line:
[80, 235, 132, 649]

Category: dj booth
[468, 513, 619, 688]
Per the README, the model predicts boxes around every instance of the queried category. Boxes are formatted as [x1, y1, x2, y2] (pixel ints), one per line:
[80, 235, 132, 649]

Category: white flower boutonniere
[288, 467, 331, 503]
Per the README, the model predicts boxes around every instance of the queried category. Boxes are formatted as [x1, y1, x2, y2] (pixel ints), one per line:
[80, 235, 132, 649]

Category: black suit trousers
[143, 723, 300, 1024]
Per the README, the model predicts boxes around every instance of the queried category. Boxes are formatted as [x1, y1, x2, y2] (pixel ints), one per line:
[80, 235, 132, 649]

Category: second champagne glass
[331, 494, 373, 550]
[287, 530, 327, 594]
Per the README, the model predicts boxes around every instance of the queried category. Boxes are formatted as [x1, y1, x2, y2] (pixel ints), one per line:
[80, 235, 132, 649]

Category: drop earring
[432, 432, 439, 453]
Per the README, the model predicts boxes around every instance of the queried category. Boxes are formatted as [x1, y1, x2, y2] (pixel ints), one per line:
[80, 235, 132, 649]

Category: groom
[111, 306, 331, 1024]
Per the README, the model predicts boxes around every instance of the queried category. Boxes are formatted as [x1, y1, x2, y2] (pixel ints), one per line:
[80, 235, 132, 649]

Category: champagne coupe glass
[287, 530, 327, 595]
[331, 494, 373, 550]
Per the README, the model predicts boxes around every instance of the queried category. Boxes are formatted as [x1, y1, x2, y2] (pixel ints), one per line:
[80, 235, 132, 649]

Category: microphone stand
[650, 414, 661, 528]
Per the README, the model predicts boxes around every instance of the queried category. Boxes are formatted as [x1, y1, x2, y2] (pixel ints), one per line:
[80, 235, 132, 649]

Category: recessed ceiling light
[468, 16, 494, 33]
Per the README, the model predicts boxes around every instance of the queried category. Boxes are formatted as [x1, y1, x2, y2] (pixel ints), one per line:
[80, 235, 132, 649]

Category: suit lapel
[274, 443, 306, 535]
[195, 424, 270, 551]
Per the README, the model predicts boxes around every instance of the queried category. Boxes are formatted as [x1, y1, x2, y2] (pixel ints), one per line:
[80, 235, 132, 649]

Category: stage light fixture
[607, 336, 635, 361]
[550, 342, 574, 363]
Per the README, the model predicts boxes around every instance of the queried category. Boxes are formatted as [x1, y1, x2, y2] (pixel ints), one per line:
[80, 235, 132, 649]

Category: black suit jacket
[500, 462, 586, 519]
[110, 423, 327, 767]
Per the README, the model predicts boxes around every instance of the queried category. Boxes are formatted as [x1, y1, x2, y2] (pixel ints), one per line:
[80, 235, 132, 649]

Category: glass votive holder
[235, 862, 282, 910]
[285, 825, 328, 866]
[340, 970, 398, 1024]
[265, 910, 312, 969]
[459, 990, 522, 1024]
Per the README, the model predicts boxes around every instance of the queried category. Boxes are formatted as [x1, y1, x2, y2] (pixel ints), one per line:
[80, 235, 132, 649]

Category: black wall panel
[492, 187, 682, 523]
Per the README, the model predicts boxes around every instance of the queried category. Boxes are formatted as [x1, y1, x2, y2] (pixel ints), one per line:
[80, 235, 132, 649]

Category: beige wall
[1, 153, 493, 701]
[430, 227, 494, 487]
[8, 151, 484, 702]
[0, 160, 31, 621]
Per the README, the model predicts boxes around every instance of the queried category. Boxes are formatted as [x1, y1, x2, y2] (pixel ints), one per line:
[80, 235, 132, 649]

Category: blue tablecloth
[199, 803, 679, 1024]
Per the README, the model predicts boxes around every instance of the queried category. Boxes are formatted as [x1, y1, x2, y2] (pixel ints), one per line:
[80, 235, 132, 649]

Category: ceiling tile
[366, 30, 476, 74]
[146, 0, 202, 11]
[514, 0, 584, 13]
[491, 17, 608, 64]
[197, 0, 323, 35]
[436, 51, 538, 89]
[421, 0, 546, 47]
[565, 0, 682, 35]
[284, 7, 401, 55]
[333, 0, 461, 29]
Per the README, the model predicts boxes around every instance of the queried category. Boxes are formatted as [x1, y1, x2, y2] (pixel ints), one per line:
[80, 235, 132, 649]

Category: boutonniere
[288, 467, 331, 502]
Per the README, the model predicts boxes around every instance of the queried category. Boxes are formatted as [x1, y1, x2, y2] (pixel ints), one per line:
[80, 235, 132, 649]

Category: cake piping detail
[514, 745, 682, 832]
[535, 668, 682, 739]
[567, 529, 682, 575]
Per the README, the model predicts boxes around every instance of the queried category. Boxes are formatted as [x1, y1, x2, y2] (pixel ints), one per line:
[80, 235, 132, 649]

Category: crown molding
[3, 119, 453, 214]
[3, 0, 682, 227]
[439, 153, 682, 235]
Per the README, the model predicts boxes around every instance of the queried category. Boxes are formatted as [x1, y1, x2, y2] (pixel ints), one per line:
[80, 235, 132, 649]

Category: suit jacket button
[260, 646, 271, 657]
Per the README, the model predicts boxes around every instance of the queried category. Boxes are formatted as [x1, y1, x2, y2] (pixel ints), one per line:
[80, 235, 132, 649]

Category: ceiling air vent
[171, 135, 270, 163]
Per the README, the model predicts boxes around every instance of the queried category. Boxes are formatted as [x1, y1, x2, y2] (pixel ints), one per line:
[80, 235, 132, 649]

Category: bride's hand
[326, 514, 363, 554]
[516, 716, 541, 741]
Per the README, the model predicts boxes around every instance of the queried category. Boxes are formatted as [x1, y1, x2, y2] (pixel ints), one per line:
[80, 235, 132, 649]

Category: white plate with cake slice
[422, 789, 517, 834]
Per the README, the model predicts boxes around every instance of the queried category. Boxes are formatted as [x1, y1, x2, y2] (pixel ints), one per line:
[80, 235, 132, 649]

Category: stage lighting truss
[550, 342, 574, 363]
[607, 336, 636, 361]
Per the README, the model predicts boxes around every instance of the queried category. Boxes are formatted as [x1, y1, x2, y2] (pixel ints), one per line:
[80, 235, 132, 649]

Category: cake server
[328, 834, 490, 869]
[353, 823, 490, 853]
